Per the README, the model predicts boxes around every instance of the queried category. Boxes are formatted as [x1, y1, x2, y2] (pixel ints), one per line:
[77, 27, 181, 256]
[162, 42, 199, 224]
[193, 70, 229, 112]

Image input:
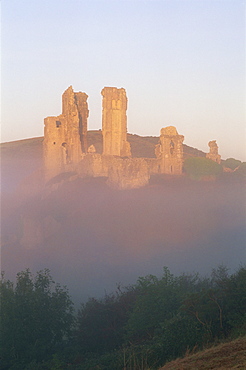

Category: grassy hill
[0, 130, 205, 160]
[0, 131, 206, 192]
[0, 136, 43, 160]
[88, 130, 206, 158]
[160, 336, 246, 369]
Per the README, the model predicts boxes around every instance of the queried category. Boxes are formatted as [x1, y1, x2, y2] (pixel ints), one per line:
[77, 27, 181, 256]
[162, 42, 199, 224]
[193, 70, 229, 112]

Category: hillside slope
[160, 337, 246, 370]
[0, 131, 205, 192]
[0, 130, 205, 161]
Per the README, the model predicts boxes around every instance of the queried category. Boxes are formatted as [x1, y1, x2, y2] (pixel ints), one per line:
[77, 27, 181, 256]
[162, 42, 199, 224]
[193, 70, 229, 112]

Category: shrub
[183, 157, 222, 180]
[223, 158, 241, 170]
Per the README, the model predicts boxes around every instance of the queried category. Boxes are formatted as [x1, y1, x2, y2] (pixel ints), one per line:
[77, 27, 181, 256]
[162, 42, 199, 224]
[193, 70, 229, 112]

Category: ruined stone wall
[43, 86, 89, 180]
[77, 153, 149, 190]
[145, 158, 161, 175]
[101, 87, 131, 157]
[107, 157, 149, 190]
[206, 140, 221, 164]
[157, 126, 184, 175]
[78, 153, 109, 178]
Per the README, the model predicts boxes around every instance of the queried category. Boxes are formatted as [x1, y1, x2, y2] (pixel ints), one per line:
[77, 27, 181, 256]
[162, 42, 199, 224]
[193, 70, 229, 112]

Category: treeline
[1, 266, 246, 369]
[183, 157, 246, 180]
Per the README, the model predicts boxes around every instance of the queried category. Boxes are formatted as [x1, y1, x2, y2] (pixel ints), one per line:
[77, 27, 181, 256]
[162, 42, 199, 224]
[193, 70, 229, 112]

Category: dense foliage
[235, 162, 246, 177]
[0, 269, 74, 369]
[223, 158, 241, 170]
[1, 266, 246, 369]
[183, 157, 223, 180]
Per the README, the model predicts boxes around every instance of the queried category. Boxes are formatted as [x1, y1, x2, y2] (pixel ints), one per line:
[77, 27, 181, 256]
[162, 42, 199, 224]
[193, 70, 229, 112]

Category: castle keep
[101, 87, 131, 157]
[43, 86, 220, 189]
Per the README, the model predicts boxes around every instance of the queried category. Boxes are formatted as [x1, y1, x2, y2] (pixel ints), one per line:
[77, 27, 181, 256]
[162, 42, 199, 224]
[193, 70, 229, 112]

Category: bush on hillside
[234, 162, 246, 177]
[223, 158, 241, 170]
[183, 157, 223, 180]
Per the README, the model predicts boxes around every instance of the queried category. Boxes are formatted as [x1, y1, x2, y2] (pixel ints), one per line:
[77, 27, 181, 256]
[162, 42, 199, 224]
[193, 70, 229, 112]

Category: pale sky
[1, 0, 246, 160]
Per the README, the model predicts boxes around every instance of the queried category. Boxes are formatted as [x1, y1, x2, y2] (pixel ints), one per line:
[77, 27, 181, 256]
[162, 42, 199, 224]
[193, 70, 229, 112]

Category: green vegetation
[1, 266, 246, 369]
[183, 157, 223, 180]
[223, 158, 241, 170]
[220, 161, 246, 182]
[235, 162, 246, 177]
[0, 269, 74, 369]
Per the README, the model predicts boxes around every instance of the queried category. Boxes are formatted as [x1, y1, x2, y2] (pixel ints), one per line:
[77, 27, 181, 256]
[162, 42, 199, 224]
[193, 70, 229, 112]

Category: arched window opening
[62, 142, 69, 164]
[170, 140, 174, 155]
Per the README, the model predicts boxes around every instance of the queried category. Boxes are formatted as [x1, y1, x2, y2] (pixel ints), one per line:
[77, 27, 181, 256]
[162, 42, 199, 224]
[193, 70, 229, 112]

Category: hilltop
[89, 130, 206, 158]
[0, 130, 206, 192]
[0, 130, 205, 159]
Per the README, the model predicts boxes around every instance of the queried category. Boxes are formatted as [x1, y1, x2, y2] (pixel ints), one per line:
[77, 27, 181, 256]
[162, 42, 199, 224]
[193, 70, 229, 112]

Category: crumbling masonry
[101, 87, 131, 157]
[155, 126, 184, 174]
[43, 86, 89, 180]
[206, 140, 221, 164]
[43, 86, 221, 189]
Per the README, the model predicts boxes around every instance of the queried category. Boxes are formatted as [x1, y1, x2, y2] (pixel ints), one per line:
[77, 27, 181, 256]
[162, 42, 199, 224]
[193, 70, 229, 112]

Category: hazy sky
[1, 0, 246, 160]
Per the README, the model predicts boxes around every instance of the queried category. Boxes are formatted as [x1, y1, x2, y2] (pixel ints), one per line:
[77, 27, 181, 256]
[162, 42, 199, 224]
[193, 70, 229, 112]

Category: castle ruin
[43, 86, 220, 189]
[43, 86, 89, 180]
[206, 140, 221, 164]
[155, 126, 184, 174]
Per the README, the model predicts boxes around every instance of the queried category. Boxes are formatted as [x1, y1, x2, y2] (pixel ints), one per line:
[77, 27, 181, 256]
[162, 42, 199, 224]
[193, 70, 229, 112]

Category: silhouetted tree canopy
[1, 266, 246, 369]
[0, 269, 74, 369]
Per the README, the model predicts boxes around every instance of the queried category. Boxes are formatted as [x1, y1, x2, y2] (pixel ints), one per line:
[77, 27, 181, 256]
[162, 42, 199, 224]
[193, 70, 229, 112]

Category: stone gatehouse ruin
[43, 86, 220, 189]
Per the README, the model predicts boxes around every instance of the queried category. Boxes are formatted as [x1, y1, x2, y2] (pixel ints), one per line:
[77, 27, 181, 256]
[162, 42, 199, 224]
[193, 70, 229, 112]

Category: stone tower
[43, 86, 89, 180]
[157, 126, 184, 174]
[101, 87, 131, 157]
[206, 140, 221, 164]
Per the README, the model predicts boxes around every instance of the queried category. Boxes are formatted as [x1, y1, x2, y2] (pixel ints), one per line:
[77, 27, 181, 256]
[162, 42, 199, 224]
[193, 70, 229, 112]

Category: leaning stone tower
[101, 87, 131, 157]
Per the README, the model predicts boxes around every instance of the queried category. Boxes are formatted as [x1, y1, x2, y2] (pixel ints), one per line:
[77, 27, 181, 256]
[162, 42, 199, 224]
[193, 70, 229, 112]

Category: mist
[1, 145, 245, 306]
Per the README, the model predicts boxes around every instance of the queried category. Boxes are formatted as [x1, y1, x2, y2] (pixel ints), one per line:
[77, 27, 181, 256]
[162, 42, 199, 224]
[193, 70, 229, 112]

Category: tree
[223, 158, 241, 170]
[234, 162, 246, 177]
[223, 267, 246, 336]
[75, 284, 138, 355]
[125, 268, 181, 343]
[183, 157, 222, 180]
[0, 269, 74, 369]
